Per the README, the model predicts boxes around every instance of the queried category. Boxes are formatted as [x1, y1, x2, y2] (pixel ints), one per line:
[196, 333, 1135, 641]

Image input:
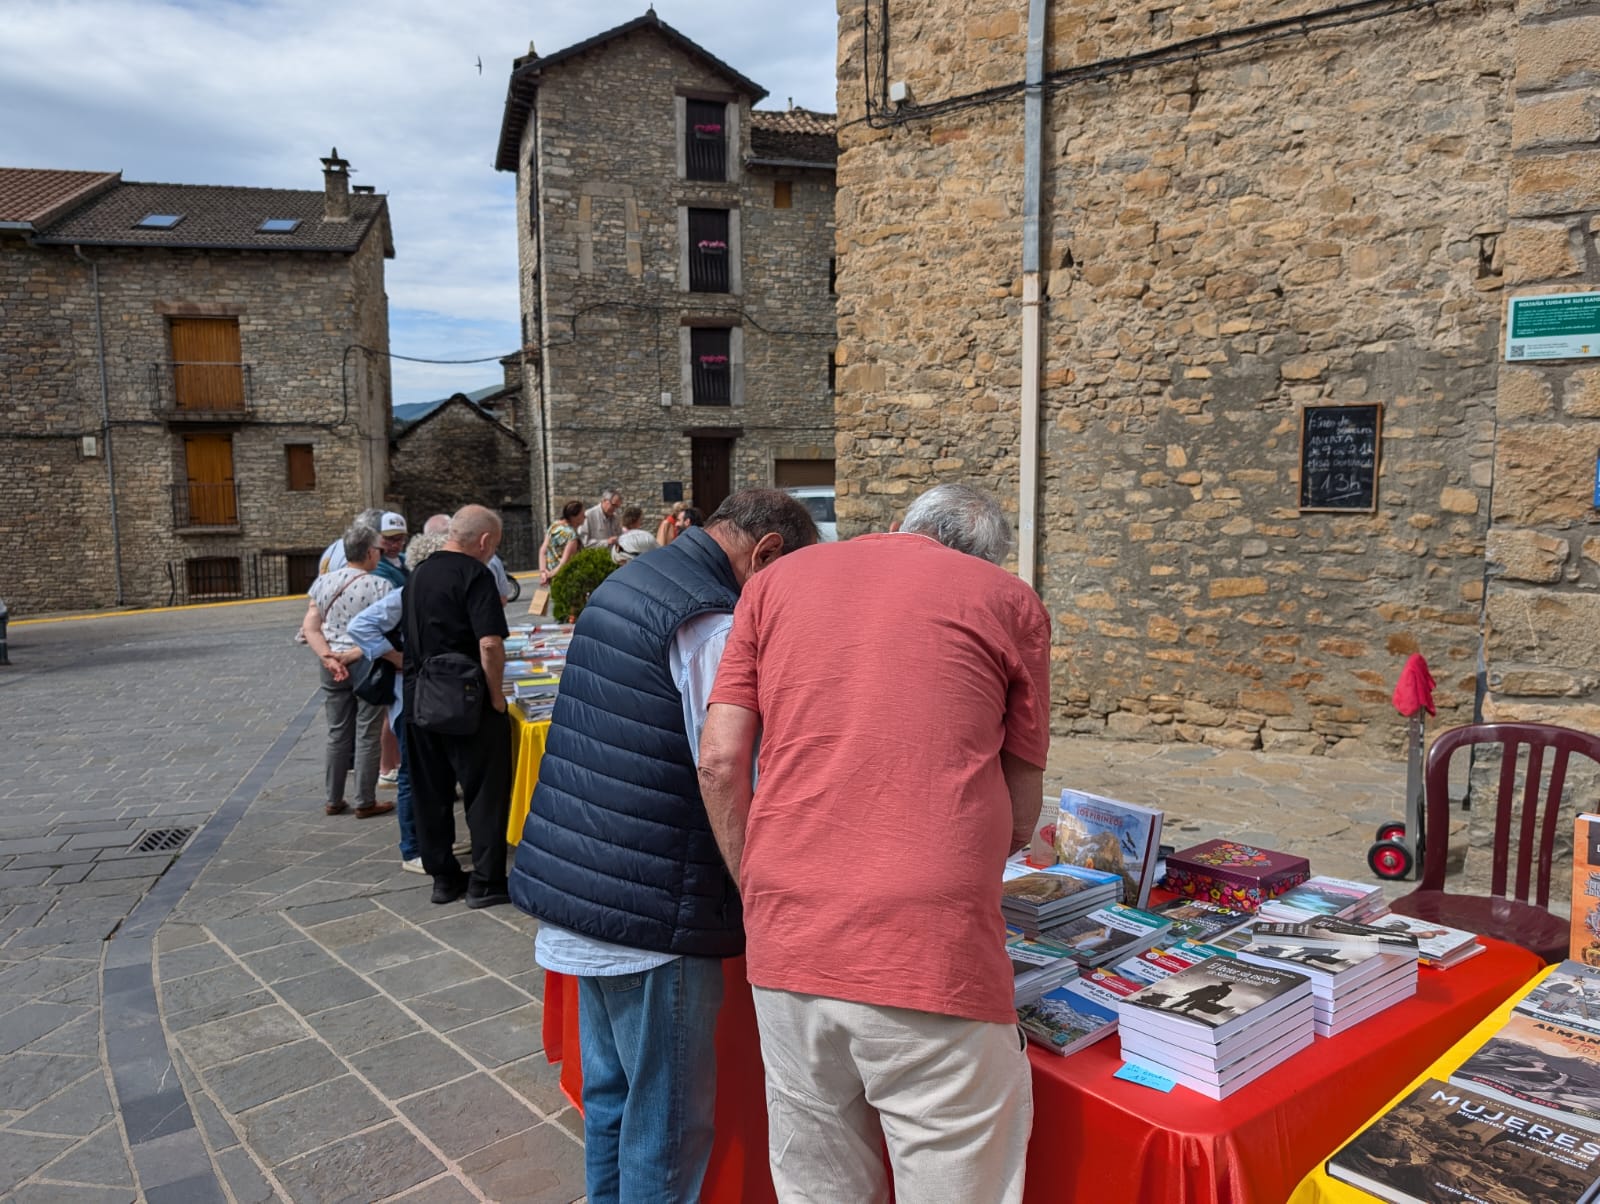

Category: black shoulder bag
[412, 652, 486, 735]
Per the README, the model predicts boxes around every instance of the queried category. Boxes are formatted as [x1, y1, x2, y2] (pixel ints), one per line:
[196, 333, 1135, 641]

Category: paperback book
[1451, 1012, 1600, 1131]
[1236, 940, 1406, 998]
[1249, 917, 1420, 958]
[1150, 897, 1253, 943]
[1017, 981, 1120, 1056]
[1001, 863, 1124, 931]
[1574, 814, 1600, 966]
[1069, 965, 1146, 1010]
[1260, 875, 1386, 922]
[1007, 926, 1082, 1005]
[1053, 788, 1165, 909]
[1327, 1077, 1600, 1204]
[1515, 960, 1600, 1039]
[1040, 904, 1173, 969]
[1364, 912, 1484, 968]
[1119, 956, 1312, 1043]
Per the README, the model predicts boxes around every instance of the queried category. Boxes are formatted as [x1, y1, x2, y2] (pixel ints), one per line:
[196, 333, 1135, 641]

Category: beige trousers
[751, 987, 1032, 1204]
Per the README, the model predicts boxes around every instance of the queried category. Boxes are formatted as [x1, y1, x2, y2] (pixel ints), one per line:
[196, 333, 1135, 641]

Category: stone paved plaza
[0, 598, 1424, 1202]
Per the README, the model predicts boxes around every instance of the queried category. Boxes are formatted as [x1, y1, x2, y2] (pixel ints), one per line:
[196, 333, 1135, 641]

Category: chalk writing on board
[1299, 405, 1380, 511]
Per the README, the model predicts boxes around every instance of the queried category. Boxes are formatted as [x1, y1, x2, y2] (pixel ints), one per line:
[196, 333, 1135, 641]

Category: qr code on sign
[1510, 345, 1525, 358]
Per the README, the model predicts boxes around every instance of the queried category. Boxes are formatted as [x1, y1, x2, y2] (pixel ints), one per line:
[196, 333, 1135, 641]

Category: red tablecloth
[541, 939, 1540, 1204]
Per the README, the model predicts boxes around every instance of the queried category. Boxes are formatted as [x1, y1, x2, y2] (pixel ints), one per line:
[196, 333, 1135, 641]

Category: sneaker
[401, 857, 425, 875]
[430, 874, 468, 905]
[378, 769, 399, 786]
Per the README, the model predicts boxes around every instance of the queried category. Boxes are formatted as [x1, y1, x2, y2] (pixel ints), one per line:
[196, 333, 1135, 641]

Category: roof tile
[0, 168, 120, 227]
[749, 108, 838, 166]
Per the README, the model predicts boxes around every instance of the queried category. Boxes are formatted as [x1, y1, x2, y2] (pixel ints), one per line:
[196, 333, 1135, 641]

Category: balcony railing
[151, 361, 253, 419]
[686, 129, 726, 182]
[172, 482, 240, 529]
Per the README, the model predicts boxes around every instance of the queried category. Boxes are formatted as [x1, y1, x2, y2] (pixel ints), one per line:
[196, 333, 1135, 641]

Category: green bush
[550, 546, 618, 621]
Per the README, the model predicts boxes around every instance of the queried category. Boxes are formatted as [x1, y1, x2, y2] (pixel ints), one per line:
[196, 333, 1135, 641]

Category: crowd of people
[303, 481, 1050, 1204]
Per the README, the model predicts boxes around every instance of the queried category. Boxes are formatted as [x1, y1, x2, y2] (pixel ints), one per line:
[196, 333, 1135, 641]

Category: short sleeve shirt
[577, 504, 620, 548]
[709, 533, 1051, 1024]
[308, 568, 392, 652]
[402, 550, 509, 674]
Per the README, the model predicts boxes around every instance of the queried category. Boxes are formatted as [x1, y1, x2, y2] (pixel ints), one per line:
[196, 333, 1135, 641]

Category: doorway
[691, 436, 733, 515]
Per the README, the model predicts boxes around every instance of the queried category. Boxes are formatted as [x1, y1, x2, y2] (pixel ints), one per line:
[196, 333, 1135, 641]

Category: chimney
[500, 354, 523, 394]
[320, 148, 351, 222]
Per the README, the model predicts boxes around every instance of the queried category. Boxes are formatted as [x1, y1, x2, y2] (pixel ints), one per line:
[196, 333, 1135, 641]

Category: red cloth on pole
[1392, 652, 1436, 717]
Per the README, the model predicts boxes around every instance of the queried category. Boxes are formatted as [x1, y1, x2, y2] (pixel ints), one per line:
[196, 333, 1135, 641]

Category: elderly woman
[302, 523, 394, 818]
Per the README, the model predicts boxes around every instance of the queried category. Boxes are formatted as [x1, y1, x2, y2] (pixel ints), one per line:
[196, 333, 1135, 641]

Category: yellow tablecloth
[507, 705, 550, 844]
[1287, 960, 1555, 1203]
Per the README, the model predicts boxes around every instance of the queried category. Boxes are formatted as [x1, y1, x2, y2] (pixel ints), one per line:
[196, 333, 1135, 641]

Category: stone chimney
[320, 148, 351, 222]
[500, 354, 523, 394]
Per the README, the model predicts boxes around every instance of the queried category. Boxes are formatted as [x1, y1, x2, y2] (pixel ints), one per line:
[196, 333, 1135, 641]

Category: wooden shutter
[773, 181, 793, 208]
[183, 434, 237, 525]
[170, 318, 244, 412]
[285, 444, 315, 491]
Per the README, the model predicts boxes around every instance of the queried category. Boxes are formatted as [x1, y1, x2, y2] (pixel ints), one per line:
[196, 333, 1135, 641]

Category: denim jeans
[577, 956, 725, 1204]
[393, 710, 417, 860]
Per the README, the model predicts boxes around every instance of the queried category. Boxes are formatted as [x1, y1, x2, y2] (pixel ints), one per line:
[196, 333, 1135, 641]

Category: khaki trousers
[751, 987, 1032, 1204]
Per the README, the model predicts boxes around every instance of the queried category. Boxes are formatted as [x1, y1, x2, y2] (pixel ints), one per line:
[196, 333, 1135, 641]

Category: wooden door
[691, 437, 732, 516]
[183, 434, 237, 526]
[170, 317, 244, 411]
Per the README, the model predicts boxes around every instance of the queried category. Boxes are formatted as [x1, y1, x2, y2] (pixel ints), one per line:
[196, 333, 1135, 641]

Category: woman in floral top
[539, 499, 586, 584]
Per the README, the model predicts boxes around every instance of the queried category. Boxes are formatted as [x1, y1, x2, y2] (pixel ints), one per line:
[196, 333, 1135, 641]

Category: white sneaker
[401, 857, 425, 875]
[378, 769, 399, 786]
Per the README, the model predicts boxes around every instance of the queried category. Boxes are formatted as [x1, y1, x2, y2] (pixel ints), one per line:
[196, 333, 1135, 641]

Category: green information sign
[1506, 292, 1600, 361]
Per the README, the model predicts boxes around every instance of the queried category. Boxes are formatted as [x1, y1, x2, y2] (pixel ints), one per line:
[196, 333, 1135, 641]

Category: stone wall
[515, 25, 836, 522]
[835, 0, 1523, 752]
[0, 234, 391, 613]
[389, 400, 528, 529]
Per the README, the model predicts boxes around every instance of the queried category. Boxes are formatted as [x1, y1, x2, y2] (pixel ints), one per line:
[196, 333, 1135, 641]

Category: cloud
[0, 0, 837, 403]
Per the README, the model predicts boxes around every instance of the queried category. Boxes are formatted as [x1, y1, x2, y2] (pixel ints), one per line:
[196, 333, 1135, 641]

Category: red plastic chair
[1390, 722, 1600, 964]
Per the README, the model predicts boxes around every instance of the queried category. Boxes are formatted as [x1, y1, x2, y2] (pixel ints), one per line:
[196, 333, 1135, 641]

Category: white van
[784, 485, 837, 542]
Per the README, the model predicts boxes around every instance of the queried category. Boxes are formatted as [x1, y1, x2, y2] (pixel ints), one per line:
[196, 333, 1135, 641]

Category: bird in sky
[476, 56, 483, 75]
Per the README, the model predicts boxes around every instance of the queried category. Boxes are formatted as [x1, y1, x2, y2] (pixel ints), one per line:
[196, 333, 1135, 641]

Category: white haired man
[577, 487, 624, 549]
[699, 483, 1051, 1204]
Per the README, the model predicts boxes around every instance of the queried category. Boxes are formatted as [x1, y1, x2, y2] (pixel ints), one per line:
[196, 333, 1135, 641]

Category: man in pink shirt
[699, 484, 1051, 1204]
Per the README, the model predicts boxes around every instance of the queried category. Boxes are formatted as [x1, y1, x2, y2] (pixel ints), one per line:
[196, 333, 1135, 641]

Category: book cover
[1328, 1077, 1600, 1204]
[1250, 918, 1420, 957]
[1041, 904, 1173, 968]
[1070, 965, 1146, 1010]
[1163, 840, 1310, 912]
[1150, 897, 1253, 943]
[1053, 789, 1165, 909]
[1237, 939, 1393, 985]
[1452, 1013, 1600, 1129]
[1018, 982, 1119, 1056]
[1574, 815, 1600, 966]
[1515, 961, 1600, 1039]
[1364, 913, 1482, 966]
[1120, 956, 1310, 1039]
[1263, 875, 1382, 919]
[1001, 867, 1112, 909]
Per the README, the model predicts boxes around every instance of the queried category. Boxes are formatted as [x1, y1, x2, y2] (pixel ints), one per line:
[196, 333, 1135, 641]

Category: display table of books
[504, 705, 551, 844]
[1288, 959, 1585, 1203]
[501, 621, 569, 843]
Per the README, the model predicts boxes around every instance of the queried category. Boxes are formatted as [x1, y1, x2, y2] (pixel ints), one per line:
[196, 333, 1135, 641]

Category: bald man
[402, 504, 513, 906]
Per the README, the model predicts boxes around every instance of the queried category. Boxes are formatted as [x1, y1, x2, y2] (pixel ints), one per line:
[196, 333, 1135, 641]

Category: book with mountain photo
[1017, 981, 1119, 1056]
[1515, 960, 1600, 1039]
[1450, 1012, 1600, 1131]
[1053, 788, 1164, 909]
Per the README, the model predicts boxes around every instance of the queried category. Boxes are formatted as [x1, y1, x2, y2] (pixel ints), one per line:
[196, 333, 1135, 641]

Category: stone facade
[0, 162, 392, 613]
[497, 14, 837, 523]
[833, 0, 1599, 752]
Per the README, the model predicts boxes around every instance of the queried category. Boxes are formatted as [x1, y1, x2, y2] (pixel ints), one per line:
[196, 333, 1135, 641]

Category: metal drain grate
[130, 826, 195, 854]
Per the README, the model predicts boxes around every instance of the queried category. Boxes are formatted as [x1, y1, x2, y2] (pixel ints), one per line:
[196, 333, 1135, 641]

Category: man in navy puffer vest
[510, 488, 817, 1204]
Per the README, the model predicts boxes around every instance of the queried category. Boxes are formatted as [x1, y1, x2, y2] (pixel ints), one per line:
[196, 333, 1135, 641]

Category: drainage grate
[130, 826, 196, 854]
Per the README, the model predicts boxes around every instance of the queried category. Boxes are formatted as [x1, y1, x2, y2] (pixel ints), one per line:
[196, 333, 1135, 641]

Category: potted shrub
[549, 546, 618, 622]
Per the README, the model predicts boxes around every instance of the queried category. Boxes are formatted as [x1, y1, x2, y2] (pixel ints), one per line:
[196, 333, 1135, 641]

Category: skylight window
[258, 218, 301, 234]
[136, 214, 183, 229]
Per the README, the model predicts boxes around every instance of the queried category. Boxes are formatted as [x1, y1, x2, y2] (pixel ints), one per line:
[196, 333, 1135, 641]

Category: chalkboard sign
[1298, 404, 1382, 512]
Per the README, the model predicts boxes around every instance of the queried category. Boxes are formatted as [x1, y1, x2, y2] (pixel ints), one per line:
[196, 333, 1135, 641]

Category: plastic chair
[1389, 722, 1600, 964]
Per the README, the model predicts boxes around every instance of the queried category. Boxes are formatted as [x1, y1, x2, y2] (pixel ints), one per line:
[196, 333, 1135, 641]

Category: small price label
[1115, 1062, 1176, 1093]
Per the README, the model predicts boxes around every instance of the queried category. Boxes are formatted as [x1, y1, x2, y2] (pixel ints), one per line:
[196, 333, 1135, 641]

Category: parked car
[784, 485, 837, 542]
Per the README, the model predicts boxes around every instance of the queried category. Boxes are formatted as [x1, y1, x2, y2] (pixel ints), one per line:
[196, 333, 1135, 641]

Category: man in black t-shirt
[402, 504, 513, 906]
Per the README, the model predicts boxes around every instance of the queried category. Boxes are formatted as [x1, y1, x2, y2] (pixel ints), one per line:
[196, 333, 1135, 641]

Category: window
[691, 328, 732, 406]
[828, 351, 838, 394]
[137, 213, 183, 229]
[180, 433, 238, 527]
[284, 552, 321, 595]
[169, 317, 245, 412]
[257, 218, 301, 233]
[685, 99, 727, 182]
[688, 208, 731, 293]
[285, 444, 315, 491]
[185, 556, 242, 599]
[774, 181, 793, 209]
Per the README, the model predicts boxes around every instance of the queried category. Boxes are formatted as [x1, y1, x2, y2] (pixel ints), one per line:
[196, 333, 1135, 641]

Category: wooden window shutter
[285, 444, 315, 491]
[182, 433, 237, 525]
[169, 317, 244, 412]
[774, 181, 793, 209]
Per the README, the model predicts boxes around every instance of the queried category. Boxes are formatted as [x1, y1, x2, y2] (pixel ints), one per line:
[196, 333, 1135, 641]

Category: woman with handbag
[301, 522, 395, 818]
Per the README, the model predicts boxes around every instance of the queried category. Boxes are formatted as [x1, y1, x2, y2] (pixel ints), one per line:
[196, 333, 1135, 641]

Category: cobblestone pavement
[0, 599, 1438, 1202]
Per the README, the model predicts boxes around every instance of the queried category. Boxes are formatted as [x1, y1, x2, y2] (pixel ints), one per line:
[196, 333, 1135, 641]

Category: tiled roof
[30, 181, 390, 255]
[749, 108, 838, 167]
[0, 168, 120, 228]
[496, 11, 768, 173]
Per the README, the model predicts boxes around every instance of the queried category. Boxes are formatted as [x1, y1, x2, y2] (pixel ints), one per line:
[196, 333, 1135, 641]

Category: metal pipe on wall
[74, 245, 125, 606]
[1018, 0, 1048, 589]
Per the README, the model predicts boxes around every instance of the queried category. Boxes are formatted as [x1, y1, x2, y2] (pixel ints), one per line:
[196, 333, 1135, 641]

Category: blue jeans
[394, 710, 417, 860]
[577, 957, 724, 1204]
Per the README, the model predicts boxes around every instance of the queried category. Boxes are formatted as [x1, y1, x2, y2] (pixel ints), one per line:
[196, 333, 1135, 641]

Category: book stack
[1018, 980, 1120, 1057]
[1117, 957, 1315, 1099]
[1259, 875, 1387, 924]
[1006, 926, 1081, 1005]
[1358, 912, 1484, 968]
[502, 622, 573, 720]
[1002, 863, 1124, 935]
[1238, 919, 1419, 1036]
[1040, 904, 1173, 970]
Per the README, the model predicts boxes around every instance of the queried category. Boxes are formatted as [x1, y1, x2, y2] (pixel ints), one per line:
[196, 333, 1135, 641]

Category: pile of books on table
[1328, 961, 1600, 1202]
[1002, 861, 1124, 934]
[501, 621, 573, 721]
[1117, 957, 1316, 1099]
[1259, 875, 1388, 924]
[1237, 917, 1420, 1036]
[1007, 926, 1081, 1005]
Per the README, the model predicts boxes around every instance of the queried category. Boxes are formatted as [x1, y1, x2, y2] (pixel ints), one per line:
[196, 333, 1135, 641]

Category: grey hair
[899, 484, 1013, 564]
[342, 523, 380, 565]
[405, 531, 448, 569]
[707, 488, 819, 554]
[600, 487, 621, 502]
[355, 507, 384, 531]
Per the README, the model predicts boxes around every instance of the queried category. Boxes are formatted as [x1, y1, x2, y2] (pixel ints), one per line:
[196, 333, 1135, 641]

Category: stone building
[833, 0, 1600, 752]
[495, 12, 837, 522]
[0, 153, 393, 613]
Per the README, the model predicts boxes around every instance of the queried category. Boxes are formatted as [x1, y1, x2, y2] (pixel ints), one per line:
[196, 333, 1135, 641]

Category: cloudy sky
[2, 0, 839, 404]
